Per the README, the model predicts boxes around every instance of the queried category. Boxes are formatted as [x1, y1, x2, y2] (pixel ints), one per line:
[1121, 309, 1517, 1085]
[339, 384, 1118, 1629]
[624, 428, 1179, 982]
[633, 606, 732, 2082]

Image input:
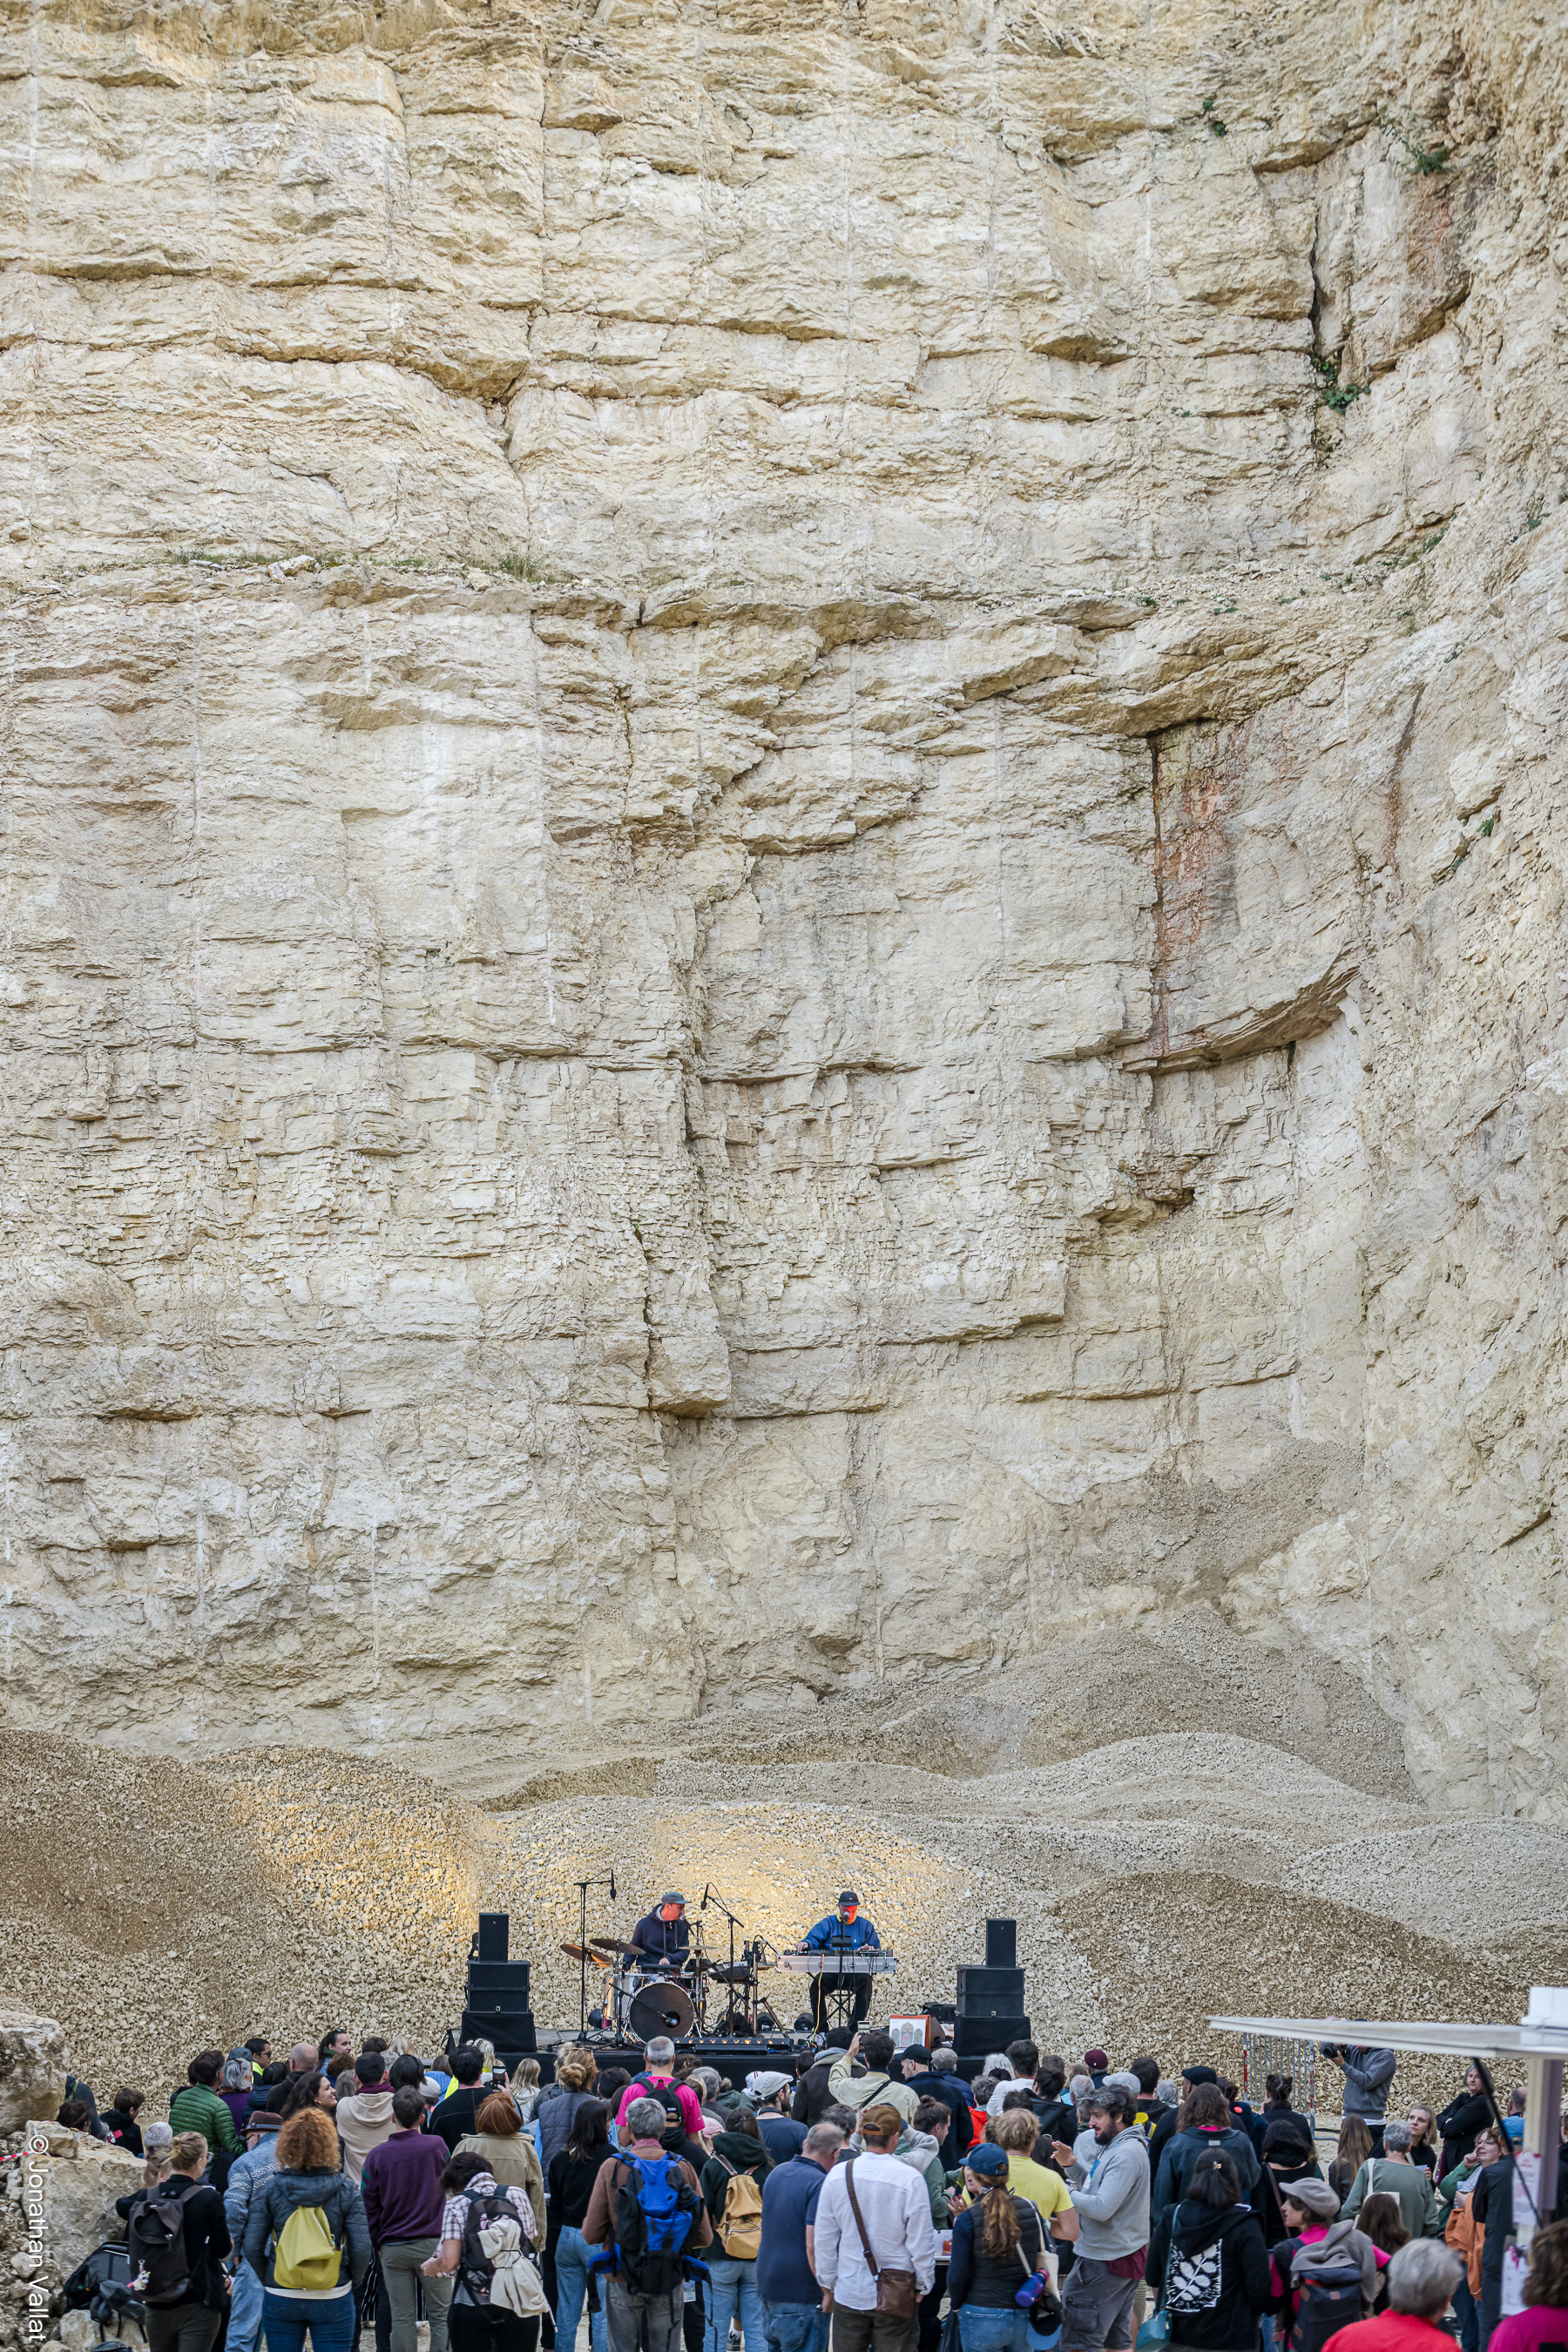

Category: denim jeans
[762, 2302, 830, 2352]
[227, 2260, 265, 2352]
[554, 2226, 609, 2352]
[1478, 2274, 1502, 2352]
[1453, 2274, 1479, 2352]
[261, 2288, 361, 2352]
[705, 2256, 766, 2352]
[957, 2314, 1032, 2352]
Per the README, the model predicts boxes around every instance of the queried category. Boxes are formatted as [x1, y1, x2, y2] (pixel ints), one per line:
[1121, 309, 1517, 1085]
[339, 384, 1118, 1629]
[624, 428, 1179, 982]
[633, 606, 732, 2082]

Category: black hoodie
[1436, 2091, 1493, 2180]
[1148, 2199, 1270, 2350]
[794, 2051, 859, 2126]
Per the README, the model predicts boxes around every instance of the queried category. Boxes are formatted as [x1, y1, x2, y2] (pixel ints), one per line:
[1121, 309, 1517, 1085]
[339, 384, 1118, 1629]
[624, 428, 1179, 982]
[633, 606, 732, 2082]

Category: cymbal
[561, 1943, 611, 1967]
[589, 1936, 639, 1956]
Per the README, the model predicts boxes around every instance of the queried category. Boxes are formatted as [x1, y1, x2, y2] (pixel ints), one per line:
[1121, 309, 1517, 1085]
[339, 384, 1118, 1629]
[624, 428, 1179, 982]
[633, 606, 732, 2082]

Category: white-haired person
[1317, 2238, 1466, 2352]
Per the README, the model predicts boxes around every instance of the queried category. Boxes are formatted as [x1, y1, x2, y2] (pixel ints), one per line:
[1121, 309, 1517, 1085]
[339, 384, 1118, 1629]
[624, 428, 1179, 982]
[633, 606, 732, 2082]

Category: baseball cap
[963, 2144, 1009, 2178]
[747, 2071, 792, 2100]
[838, 1890, 860, 1904]
[1282, 2179, 1340, 2218]
[660, 1891, 687, 1905]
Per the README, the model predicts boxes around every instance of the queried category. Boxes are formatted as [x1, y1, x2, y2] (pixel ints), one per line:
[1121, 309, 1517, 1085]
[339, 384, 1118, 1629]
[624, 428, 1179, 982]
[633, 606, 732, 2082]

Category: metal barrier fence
[1237, 2032, 1317, 2126]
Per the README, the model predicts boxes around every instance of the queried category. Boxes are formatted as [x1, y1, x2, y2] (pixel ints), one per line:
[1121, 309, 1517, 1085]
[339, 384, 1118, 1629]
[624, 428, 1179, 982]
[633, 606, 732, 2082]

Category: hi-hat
[589, 1936, 639, 1956]
[562, 1943, 612, 1967]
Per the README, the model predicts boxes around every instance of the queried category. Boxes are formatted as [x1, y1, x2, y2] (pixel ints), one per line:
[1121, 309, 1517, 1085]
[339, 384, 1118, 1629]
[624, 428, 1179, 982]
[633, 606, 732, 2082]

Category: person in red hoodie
[362, 2089, 454, 2352]
[1321, 2239, 1464, 2352]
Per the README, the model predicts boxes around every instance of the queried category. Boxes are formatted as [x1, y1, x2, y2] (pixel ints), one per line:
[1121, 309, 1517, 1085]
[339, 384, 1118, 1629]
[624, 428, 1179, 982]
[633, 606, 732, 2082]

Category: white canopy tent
[1209, 1988, 1568, 2231]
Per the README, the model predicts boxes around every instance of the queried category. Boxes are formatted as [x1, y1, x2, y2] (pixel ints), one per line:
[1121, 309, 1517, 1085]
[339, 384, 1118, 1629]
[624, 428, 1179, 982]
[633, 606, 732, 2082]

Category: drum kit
[560, 1927, 785, 2040]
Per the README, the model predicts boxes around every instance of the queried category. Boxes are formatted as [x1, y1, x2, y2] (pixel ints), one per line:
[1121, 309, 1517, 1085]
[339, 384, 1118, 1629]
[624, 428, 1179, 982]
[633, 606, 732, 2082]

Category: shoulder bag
[842, 2159, 919, 2322]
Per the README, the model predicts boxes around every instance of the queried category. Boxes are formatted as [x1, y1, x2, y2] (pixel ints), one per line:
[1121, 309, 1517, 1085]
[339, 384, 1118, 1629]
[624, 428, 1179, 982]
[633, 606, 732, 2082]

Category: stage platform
[538, 2036, 808, 2088]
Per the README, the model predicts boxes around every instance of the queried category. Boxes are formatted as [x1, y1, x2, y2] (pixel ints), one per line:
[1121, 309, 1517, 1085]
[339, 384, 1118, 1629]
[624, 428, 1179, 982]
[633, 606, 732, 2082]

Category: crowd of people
[59, 2025, 1568, 2352]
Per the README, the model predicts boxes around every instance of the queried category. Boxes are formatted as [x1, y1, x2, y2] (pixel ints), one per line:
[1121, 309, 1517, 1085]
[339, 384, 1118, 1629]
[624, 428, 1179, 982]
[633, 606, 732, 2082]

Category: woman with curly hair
[242, 2106, 371, 2352]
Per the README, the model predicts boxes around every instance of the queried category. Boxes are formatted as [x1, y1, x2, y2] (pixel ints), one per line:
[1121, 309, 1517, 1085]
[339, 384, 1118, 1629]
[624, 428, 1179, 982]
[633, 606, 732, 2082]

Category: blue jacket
[224, 2139, 280, 2240]
[803, 1914, 880, 1951]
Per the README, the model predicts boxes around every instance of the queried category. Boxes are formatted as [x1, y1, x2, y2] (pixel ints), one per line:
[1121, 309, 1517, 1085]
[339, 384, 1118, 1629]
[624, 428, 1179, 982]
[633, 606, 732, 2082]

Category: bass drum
[628, 1977, 695, 2042]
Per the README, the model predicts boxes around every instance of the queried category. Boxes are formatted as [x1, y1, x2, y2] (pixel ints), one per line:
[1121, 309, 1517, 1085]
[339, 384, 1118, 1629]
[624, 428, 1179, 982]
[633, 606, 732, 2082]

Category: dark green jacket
[170, 2083, 241, 2155]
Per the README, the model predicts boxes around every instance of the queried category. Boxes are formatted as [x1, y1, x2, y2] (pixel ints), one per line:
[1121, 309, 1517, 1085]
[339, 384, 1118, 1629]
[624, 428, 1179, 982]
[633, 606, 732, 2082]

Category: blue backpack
[597, 2153, 702, 2295]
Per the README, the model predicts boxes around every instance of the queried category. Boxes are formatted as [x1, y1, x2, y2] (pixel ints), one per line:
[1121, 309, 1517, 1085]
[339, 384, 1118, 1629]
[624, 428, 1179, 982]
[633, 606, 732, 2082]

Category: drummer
[628, 1889, 693, 1971]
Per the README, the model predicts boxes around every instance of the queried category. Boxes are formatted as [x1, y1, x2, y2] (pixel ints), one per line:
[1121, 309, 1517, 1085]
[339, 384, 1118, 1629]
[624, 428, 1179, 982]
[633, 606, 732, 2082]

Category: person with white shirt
[812, 2104, 937, 2352]
[983, 2043, 1042, 2119]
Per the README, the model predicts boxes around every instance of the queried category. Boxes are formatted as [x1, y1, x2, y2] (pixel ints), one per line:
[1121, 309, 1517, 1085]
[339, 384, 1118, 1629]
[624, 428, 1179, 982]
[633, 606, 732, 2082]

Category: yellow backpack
[274, 2202, 342, 2292]
[714, 2159, 764, 2261]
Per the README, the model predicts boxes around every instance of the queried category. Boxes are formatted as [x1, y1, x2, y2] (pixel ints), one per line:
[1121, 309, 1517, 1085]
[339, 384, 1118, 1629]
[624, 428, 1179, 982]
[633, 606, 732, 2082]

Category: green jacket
[1343, 2153, 1440, 2240]
[168, 2083, 240, 2155]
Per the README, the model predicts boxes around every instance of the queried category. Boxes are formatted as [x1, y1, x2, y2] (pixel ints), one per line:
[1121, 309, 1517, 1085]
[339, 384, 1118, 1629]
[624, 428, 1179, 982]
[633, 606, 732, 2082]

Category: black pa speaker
[460, 2006, 535, 2053]
[466, 1962, 532, 2003]
[985, 1919, 1017, 1969]
[954, 2013, 1031, 2059]
[474, 1913, 510, 1963]
[956, 1965, 1024, 2017]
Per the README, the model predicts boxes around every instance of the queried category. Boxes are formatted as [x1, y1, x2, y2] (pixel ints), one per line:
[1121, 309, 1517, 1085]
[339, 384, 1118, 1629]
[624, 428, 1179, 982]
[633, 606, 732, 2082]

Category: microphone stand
[829, 1923, 856, 2033]
[573, 1874, 617, 2041]
[704, 1886, 745, 2033]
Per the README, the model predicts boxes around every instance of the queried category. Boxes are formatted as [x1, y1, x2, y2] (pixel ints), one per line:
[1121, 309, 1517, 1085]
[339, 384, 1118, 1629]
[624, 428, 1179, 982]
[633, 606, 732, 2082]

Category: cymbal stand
[690, 1919, 708, 2037]
[572, 1875, 616, 2039]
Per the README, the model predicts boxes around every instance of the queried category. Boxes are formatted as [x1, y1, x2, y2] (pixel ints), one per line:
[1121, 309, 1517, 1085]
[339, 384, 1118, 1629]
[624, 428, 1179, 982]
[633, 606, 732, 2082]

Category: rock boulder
[0, 2011, 67, 2135]
[29, 2139, 141, 2272]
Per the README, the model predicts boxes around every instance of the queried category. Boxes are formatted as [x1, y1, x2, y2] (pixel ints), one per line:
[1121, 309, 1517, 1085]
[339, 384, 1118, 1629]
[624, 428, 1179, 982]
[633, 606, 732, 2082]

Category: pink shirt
[615, 2077, 704, 2141]
[1488, 2309, 1568, 2352]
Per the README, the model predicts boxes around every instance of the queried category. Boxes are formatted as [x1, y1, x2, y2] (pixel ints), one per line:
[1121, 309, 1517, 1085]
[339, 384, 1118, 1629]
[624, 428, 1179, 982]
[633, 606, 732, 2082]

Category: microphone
[700, 1884, 710, 1910]
[609, 1867, 617, 1901]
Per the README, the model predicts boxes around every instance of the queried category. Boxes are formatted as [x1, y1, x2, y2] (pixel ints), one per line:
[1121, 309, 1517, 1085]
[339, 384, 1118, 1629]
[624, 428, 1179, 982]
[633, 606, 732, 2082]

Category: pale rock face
[0, 2010, 67, 2134]
[0, 0, 1562, 1813]
[24, 2139, 144, 2272]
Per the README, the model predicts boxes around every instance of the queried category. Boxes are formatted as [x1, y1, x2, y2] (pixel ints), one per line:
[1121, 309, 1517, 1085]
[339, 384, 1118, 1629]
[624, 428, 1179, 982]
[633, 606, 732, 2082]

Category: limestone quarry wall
[0, 0, 1563, 1811]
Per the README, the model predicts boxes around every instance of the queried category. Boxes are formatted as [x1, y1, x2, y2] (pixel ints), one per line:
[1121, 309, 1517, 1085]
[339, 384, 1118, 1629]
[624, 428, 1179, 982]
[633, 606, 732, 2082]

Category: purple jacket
[361, 2130, 447, 2245]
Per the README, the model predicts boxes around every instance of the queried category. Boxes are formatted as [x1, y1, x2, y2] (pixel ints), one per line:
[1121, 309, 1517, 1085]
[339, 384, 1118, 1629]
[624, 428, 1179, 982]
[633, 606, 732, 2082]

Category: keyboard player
[797, 1889, 881, 2029]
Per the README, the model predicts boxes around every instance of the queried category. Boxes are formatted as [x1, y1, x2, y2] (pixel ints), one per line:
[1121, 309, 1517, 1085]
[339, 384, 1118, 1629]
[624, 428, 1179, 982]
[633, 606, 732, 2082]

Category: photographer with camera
[1320, 2043, 1397, 2154]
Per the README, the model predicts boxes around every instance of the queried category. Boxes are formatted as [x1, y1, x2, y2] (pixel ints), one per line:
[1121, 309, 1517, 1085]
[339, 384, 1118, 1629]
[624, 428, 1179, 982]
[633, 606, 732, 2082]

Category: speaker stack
[952, 1916, 1030, 2059]
[459, 1911, 536, 2060]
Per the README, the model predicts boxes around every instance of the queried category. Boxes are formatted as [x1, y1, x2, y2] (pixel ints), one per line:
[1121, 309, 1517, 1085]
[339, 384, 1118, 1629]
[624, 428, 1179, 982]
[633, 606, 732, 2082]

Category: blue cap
[964, 2144, 1009, 2178]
